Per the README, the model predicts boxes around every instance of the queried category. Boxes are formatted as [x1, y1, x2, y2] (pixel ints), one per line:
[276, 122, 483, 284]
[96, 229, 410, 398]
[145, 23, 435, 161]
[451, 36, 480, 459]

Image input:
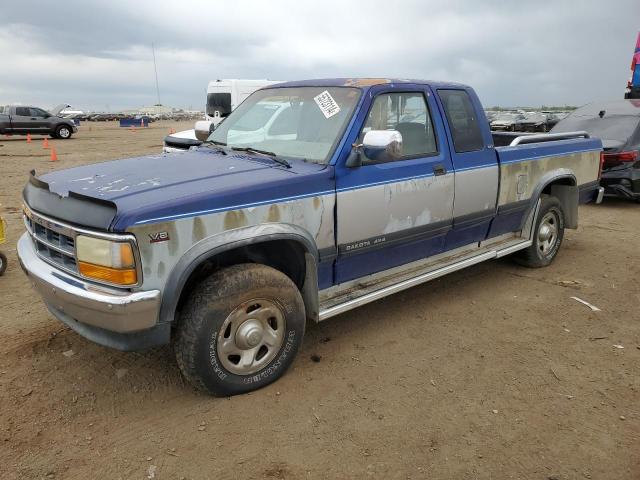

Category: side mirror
[194, 120, 214, 141]
[359, 130, 403, 164]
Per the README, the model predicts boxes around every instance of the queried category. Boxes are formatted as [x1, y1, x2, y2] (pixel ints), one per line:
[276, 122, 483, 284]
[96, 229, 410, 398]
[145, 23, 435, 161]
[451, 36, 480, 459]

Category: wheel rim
[216, 298, 286, 375]
[59, 127, 70, 138]
[537, 211, 559, 256]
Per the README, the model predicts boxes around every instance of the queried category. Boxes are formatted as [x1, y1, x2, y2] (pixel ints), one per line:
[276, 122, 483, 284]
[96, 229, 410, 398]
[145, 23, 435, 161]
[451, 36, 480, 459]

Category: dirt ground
[0, 122, 639, 480]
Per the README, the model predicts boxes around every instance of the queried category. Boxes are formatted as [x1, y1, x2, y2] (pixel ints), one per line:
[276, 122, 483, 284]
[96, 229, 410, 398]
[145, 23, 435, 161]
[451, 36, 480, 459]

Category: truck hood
[33, 149, 334, 231]
[50, 104, 71, 116]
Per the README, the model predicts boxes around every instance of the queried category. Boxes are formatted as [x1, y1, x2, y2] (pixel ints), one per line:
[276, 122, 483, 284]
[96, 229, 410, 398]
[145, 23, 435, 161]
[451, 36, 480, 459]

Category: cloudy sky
[1, 0, 638, 111]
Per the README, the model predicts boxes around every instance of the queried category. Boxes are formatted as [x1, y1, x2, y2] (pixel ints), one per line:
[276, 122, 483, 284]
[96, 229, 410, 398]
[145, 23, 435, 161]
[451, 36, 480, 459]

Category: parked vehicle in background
[542, 111, 569, 130]
[162, 128, 203, 152]
[552, 99, 640, 202]
[18, 78, 604, 396]
[490, 112, 526, 131]
[484, 110, 498, 122]
[163, 79, 283, 153]
[0, 104, 78, 139]
[519, 112, 549, 132]
[624, 31, 640, 99]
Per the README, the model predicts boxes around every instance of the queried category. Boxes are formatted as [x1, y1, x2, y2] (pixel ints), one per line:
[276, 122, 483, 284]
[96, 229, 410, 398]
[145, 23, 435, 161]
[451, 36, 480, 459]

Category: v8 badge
[149, 231, 170, 243]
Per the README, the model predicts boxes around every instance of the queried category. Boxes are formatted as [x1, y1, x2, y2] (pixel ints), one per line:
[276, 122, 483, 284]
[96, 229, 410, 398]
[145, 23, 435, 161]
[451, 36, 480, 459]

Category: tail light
[599, 152, 605, 178]
[601, 150, 638, 171]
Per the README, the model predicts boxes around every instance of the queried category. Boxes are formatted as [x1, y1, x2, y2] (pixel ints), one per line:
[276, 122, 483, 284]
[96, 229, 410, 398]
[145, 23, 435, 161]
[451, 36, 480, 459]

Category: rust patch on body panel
[224, 210, 248, 230]
[343, 78, 391, 87]
[266, 205, 281, 222]
[192, 217, 207, 243]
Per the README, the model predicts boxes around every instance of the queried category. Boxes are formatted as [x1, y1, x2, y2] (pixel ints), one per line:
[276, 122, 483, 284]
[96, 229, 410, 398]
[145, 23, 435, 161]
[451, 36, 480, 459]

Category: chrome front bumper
[17, 233, 160, 334]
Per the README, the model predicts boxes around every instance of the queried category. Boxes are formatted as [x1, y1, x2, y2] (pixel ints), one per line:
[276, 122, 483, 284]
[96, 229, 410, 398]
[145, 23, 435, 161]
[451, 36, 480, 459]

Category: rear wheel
[514, 195, 565, 268]
[174, 263, 305, 396]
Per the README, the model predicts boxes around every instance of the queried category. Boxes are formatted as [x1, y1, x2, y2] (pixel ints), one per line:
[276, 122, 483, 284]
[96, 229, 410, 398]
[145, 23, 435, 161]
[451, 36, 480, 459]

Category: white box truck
[163, 79, 282, 153]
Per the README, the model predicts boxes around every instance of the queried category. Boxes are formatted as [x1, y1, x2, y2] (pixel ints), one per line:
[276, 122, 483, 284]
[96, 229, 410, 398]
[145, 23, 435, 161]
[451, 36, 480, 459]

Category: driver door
[28, 107, 51, 133]
[334, 86, 455, 283]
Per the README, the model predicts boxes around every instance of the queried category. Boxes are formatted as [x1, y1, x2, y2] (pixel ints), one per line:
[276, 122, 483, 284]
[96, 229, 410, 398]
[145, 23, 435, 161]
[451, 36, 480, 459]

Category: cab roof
[270, 78, 470, 90]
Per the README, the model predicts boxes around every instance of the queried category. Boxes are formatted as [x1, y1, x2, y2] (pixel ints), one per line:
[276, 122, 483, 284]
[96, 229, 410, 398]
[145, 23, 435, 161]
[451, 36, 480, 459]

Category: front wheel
[514, 195, 565, 268]
[55, 125, 72, 139]
[175, 264, 305, 396]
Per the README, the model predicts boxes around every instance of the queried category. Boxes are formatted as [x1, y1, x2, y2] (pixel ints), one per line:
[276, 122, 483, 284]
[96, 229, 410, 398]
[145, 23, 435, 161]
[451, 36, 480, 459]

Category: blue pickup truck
[17, 78, 604, 395]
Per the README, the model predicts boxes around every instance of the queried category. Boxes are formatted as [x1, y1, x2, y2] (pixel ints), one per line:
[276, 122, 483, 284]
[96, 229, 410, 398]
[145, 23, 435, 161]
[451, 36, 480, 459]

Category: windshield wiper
[231, 146, 291, 168]
[201, 140, 228, 155]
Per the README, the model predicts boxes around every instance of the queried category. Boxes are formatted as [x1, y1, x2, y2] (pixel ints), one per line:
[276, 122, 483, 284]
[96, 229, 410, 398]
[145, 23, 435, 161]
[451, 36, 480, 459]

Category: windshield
[207, 86, 361, 164]
[552, 114, 640, 143]
[207, 93, 232, 117]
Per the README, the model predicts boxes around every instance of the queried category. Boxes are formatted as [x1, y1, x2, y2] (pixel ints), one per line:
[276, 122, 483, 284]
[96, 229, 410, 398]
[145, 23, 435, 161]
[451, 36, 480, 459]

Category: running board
[318, 239, 531, 321]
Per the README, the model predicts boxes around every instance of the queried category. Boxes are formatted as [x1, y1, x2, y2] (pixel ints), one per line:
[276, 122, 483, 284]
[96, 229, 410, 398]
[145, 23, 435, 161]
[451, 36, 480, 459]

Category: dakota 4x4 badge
[149, 231, 170, 243]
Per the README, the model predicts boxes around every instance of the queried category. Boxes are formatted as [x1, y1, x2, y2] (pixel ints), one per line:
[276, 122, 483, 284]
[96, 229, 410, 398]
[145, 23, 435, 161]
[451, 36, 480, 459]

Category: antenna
[152, 42, 161, 106]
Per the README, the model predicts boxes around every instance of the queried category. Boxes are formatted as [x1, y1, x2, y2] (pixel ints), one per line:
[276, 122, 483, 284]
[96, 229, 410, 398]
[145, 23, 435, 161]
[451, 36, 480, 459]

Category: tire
[514, 195, 565, 268]
[0, 252, 7, 276]
[175, 263, 305, 396]
[55, 125, 72, 139]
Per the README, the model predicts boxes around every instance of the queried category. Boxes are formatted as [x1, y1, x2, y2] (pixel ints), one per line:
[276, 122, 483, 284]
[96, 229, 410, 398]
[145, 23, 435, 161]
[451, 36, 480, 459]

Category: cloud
[1, 0, 638, 110]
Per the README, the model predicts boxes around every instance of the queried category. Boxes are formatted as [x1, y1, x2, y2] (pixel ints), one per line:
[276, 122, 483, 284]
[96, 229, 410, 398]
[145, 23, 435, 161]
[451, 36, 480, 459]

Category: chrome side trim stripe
[319, 239, 531, 321]
[495, 240, 532, 258]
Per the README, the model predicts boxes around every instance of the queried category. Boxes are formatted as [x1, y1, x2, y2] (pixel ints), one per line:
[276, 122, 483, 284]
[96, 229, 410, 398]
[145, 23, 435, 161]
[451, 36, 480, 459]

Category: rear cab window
[437, 89, 484, 153]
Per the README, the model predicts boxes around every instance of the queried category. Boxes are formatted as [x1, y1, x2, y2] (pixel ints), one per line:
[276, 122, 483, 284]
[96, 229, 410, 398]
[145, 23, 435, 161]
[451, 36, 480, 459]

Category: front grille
[24, 209, 79, 274]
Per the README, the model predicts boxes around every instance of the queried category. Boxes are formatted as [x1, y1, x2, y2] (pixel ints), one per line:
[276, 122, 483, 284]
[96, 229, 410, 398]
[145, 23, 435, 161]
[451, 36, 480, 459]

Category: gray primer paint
[336, 173, 454, 246]
[452, 165, 499, 218]
[498, 150, 600, 205]
[128, 193, 335, 293]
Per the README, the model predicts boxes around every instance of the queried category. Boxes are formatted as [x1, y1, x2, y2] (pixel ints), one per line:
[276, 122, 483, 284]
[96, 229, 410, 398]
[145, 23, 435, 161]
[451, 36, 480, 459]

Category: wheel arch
[159, 223, 321, 328]
[528, 170, 578, 229]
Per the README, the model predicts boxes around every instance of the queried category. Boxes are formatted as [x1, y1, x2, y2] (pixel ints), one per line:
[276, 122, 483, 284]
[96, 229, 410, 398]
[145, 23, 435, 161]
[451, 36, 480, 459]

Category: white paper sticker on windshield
[314, 90, 341, 119]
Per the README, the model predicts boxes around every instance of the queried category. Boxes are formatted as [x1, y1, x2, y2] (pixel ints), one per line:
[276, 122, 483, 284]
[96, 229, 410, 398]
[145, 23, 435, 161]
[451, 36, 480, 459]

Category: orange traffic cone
[50, 146, 58, 162]
[42, 137, 49, 149]
[26, 133, 32, 143]
[140, 118, 145, 128]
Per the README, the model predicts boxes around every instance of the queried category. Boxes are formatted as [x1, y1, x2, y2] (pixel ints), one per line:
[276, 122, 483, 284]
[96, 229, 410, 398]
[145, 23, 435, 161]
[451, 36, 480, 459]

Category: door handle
[433, 164, 446, 176]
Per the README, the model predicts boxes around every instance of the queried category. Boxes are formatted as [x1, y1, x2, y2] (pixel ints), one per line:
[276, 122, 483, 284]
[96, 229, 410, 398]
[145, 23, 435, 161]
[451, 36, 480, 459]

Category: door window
[15, 107, 30, 116]
[437, 89, 484, 153]
[29, 108, 48, 117]
[360, 92, 438, 163]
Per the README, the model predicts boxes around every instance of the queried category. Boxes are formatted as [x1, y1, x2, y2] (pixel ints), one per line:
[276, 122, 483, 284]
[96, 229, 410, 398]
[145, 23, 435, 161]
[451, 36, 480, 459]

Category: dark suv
[551, 100, 640, 202]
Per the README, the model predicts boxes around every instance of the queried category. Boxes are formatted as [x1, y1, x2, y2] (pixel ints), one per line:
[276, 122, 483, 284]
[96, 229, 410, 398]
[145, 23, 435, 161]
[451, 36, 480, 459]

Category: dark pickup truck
[0, 104, 77, 139]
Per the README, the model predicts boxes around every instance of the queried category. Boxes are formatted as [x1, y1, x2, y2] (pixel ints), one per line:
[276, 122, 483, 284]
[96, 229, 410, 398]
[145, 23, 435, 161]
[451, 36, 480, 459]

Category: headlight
[76, 235, 138, 286]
